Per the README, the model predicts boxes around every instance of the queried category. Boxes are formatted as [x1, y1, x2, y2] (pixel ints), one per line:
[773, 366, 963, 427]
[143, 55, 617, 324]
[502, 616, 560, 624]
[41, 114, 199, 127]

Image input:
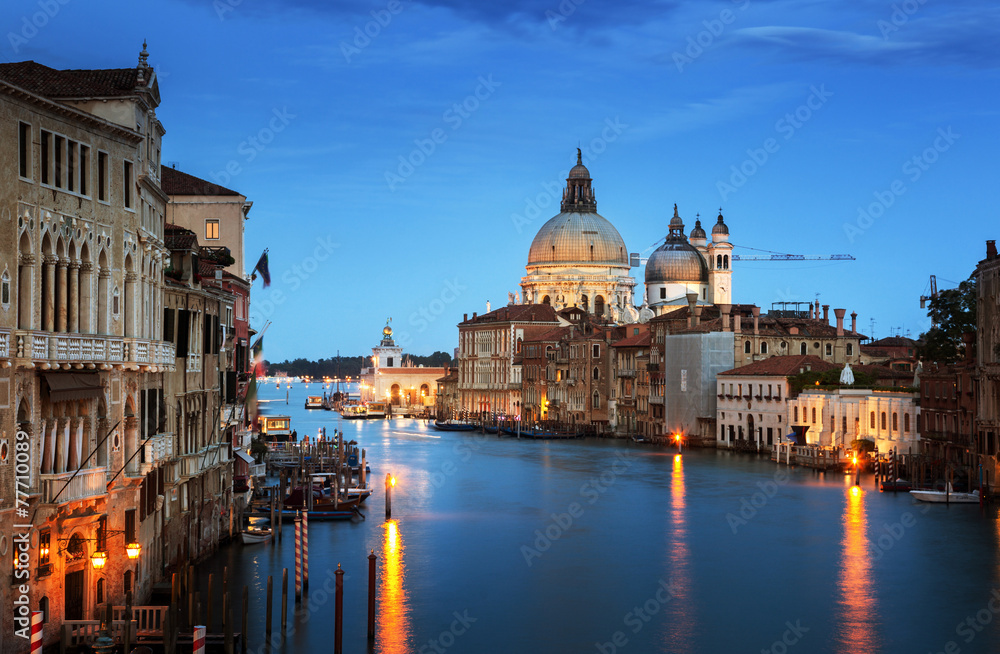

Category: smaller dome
[713, 212, 729, 235]
[690, 219, 706, 240]
[383, 325, 393, 336]
[645, 241, 708, 284]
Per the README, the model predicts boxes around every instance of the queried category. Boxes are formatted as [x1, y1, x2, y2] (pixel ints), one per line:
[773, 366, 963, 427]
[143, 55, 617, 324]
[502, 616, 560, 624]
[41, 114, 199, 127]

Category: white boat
[304, 395, 324, 409]
[910, 483, 980, 503]
[241, 526, 272, 544]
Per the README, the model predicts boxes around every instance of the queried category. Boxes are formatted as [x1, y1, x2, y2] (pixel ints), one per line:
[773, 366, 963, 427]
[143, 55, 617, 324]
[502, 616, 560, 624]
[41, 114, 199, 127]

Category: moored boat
[433, 420, 476, 431]
[241, 526, 272, 544]
[910, 483, 980, 503]
[304, 395, 324, 409]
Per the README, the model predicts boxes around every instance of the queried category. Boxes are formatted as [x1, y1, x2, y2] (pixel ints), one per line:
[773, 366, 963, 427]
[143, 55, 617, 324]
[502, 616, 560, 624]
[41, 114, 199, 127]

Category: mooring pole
[368, 550, 377, 641]
[334, 564, 344, 654]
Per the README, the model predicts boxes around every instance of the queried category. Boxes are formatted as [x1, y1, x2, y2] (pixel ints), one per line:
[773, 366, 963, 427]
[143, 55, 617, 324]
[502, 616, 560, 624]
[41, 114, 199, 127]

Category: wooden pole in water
[385, 473, 392, 519]
[270, 495, 276, 547]
[360, 449, 367, 490]
[281, 568, 288, 634]
[303, 510, 309, 590]
[294, 514, 302, 602]
[164, 604, 176, 654]
[334, 564, 344, 654]
[265, 576, 273, 638]
[225, 592, 234, 654]
[367, 550, 377, 641]
[241, 585, 248, 654]
[188, 566, 195, 629]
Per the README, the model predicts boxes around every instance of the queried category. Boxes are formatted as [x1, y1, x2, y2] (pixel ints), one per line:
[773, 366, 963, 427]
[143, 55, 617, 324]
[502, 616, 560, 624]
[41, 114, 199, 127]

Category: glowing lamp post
[385, 473, 395, 519]
[674, 433, 682, 454]
[126, 542, 141, 560]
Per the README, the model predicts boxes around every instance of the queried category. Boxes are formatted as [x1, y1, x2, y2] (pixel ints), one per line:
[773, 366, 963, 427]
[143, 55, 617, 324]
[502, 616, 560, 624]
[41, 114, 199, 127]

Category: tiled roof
[161, 166, 241, 197]
[612, 332, 651, 348]
[719, 355, 838, 377]
[461, 304, 559, 325]
[164, 224, 197, 251]
[525, 326, 571, 343]
[0, 61, 141, 98]
[866, 336, 916, 348]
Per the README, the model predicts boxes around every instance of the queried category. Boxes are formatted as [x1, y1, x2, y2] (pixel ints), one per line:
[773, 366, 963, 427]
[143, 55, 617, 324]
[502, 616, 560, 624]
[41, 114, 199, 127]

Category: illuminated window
[205, 219, 220, 240]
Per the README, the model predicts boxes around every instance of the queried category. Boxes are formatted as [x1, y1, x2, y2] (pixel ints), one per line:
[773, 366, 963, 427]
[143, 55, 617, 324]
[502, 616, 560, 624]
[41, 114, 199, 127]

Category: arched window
[581, 295, 589, 311]
[846, 343, 854, 356]
[593, 391, 600, 409]
[881, 412, 887, 430]
[904, 414, 910, 432]
[723, 255, 729, 269]
[800, 342, 807, 355]
[595, 295, 605, 316]
[793, 406, 798, 422]
[811, 407, 816, 424]
[542, 295, 550, 305]
[870, 411, 876, 429]
[744, 340, 751, 354]
[760, 342, 768, 354]
[716, 254, 722, 269]
[892, 413, 898, 431]
[516, 338, 522, 353]
[825, 343, 832, 356]
[593, 367, 600, 380]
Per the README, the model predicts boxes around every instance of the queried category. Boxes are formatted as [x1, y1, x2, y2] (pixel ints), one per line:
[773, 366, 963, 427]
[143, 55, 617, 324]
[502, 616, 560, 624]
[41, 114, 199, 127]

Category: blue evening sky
[4, 0, 997, 361]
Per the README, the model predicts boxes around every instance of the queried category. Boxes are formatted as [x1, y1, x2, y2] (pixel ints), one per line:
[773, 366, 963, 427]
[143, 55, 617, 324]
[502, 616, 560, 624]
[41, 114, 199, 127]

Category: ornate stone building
[360, 321, 445, 409]
[519, 151, 636, 320]
[975, 240, 1000, 482]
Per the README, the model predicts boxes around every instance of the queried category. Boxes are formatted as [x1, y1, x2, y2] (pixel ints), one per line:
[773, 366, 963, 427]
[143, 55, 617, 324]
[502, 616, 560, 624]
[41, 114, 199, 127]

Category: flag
[252, 250, 270, 287]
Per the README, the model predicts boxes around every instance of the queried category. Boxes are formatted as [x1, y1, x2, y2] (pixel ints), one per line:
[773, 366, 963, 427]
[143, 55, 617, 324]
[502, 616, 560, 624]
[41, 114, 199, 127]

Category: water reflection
[835, 486, 880, 653]
[664, 454, 694, 651]
[378, 519, 411, 653]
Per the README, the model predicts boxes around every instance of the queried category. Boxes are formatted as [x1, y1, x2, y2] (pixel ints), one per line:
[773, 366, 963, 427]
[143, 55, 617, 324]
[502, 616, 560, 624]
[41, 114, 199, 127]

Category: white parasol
[840, 363, 855, 385]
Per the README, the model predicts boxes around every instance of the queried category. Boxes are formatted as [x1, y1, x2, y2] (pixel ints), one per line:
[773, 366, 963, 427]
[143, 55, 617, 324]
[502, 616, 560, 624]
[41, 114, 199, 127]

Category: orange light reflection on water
[665, 453, 694, 650]
[378, 519, 411, 653]
[835, 486, 879, 653]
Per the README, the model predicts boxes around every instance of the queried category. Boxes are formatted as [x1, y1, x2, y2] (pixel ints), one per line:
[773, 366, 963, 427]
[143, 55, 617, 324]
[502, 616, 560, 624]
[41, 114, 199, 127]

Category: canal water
[195, 381, 1000, 653]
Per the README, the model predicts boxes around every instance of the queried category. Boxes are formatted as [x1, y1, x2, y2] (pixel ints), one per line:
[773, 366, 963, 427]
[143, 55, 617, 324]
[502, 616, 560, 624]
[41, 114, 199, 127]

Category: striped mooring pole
[294, 513, 302, 601]
[303, 509, 309, 590]
[193, 625, 206, 654]
[30, 611, 43, 653]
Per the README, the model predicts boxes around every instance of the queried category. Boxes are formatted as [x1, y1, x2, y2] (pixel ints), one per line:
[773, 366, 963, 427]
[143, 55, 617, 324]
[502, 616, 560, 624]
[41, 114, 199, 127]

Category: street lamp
[90, 550, 107, 570]
[126, 542, 141, 560]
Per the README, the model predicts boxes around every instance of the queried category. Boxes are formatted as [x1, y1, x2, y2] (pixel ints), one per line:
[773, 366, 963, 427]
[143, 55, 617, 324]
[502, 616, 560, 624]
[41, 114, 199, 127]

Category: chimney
[472, 312, 477, 320]
[719, 304, 732, 332]
[693, 306, 703, 327]
[686, 292, 698, 328]
[464, 313, 468, 322]
[735, 310, 742, 334]
[851, 311, 857, 333]
[751, 306, 760, 335]
[822, 305, 830, 324]
[988, 240, 997, 260]
[814, 300, 820, 320]
[834, 308, 846, 336]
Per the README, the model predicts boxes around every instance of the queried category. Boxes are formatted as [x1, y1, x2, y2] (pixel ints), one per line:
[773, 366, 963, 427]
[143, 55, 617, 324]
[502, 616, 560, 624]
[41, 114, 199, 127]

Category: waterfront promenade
[193, 382, 1000, 654]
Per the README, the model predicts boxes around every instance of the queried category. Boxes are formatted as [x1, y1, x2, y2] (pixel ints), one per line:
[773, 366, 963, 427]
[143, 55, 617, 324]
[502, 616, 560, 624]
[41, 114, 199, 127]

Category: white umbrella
[840, 363, 855, 385]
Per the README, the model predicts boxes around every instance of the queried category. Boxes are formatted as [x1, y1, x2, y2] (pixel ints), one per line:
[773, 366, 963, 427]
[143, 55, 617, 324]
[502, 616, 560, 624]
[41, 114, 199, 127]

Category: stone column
[18, 254, 35, 330]
[68, 260, 80, 333]
[79, 262, 93, 333]
[125, 271, 137, 338]
[43, 255, 57, 332]
[57, 259, 68, 332]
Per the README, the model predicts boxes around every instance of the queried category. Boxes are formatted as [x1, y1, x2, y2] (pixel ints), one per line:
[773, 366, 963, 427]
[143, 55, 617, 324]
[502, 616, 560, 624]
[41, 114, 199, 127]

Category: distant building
[975, 240, 1000, 481]
[434, 368, 459, 419]
[610, 327, 650, 436]
[717, 355, 836, 450]
[788, 389, 919, 452]
[859, 336, 918, 371]
[360, 321, 444, 408]
[919, 345, 976, 464]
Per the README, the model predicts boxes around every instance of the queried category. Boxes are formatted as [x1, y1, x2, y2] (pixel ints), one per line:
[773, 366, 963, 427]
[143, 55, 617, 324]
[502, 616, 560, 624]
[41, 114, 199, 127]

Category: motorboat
[304, 395, 324, 409]
[433, 420, 476, 432]
[241, 526, 272, 544]
[910, 483, 980, 503]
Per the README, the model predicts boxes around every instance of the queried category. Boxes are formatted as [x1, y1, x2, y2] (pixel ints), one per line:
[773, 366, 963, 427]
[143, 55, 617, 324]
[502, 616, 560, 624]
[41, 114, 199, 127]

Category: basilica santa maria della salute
[519, 150, 734, 320]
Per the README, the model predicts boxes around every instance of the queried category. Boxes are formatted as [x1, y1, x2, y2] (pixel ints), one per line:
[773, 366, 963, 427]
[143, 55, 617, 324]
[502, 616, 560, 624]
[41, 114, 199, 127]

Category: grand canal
[196, 382, 1000, 653]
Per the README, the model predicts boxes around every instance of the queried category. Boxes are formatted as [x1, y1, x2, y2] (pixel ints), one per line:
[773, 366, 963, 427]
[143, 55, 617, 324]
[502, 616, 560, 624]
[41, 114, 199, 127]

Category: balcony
[618, 369, 636, 378]
[0, 328, 9, 358]
[40, 467, 107, 504]
[649, 395, 664, 405]
[140, 432, 175, 475]
[12, 331, 176, 371]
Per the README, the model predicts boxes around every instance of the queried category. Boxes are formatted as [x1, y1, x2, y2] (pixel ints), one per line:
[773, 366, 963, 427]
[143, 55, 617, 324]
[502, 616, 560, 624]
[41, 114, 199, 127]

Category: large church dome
[526, 150, 628, 267]
[527, 212, 628, 266]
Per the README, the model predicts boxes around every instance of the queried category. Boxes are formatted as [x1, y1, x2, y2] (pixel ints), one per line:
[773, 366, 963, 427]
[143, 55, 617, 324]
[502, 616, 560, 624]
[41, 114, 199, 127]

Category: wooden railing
[113, 606, 167, 638]
[61, 620, 136, 651]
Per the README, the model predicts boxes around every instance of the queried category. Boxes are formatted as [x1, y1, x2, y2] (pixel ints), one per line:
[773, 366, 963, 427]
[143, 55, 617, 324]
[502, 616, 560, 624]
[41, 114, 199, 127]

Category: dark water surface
[197, 382, 1000, 653]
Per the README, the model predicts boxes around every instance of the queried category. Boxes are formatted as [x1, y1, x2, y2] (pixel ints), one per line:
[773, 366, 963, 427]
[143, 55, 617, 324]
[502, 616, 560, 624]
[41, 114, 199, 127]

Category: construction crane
[630, 241, 855, 266]
[919, 275, 938, 309]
